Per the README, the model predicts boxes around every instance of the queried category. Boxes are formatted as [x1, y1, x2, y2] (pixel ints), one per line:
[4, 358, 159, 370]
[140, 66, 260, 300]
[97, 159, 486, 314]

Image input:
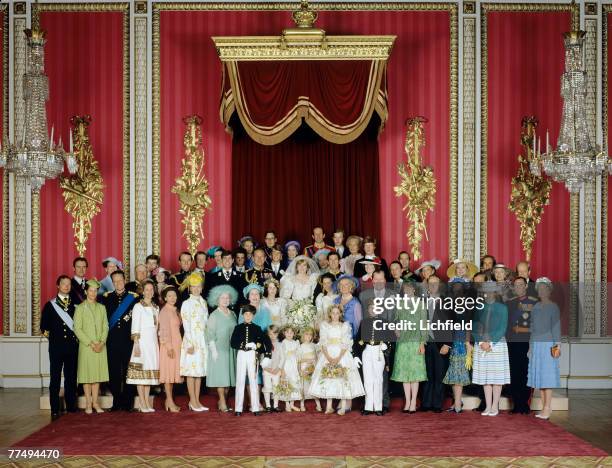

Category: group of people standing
[41, 227, 561, 421]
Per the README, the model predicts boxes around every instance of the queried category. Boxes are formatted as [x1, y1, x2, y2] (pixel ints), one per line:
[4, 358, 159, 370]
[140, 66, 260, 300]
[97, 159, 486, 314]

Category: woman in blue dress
[333, 275, 362, 338]
[443, 278, 474, 413]
[527, 277, 561, 420]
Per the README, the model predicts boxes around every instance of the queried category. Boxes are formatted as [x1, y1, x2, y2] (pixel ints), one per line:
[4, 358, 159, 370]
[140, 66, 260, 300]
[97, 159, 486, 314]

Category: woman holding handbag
[527, 277, 562, 420]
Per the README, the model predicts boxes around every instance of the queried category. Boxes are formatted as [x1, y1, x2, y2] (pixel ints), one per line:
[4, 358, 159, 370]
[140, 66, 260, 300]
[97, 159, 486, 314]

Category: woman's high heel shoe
[84, 407, 93, 415]
[166, 403, 181, 412]
[93, 405, 104, 414]
[189, 403, 205, 412]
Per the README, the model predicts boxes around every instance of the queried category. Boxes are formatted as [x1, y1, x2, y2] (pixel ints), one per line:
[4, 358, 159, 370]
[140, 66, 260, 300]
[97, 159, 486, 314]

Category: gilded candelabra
[394, 117, 436, 261]
[171, 116, 212, 255]
[509, 117, 551, 260]
[59, 116, 104, 257]
[0, 28, 76, 191]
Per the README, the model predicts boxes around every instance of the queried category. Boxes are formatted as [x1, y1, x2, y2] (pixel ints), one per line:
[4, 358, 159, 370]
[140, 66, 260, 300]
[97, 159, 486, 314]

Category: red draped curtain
[231, 116, 381, 246]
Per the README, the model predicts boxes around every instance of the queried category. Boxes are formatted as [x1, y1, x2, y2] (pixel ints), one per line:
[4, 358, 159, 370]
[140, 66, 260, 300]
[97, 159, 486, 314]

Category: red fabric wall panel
[39, 12, 125, 304]
[486, 11, 571, 281]
[159, 10, 451, 270]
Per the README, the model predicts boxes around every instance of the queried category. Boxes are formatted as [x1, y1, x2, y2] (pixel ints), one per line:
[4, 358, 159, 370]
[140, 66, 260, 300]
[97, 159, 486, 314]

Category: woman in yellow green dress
[74, 279, 109, 414]
[391, 281, 428, 413]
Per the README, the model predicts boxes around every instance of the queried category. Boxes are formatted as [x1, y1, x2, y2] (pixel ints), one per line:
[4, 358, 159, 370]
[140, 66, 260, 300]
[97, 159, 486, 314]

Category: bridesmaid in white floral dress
[180, 273, 209, 412]
[308, 304, 365, 415]
[262, 278, 288, 327]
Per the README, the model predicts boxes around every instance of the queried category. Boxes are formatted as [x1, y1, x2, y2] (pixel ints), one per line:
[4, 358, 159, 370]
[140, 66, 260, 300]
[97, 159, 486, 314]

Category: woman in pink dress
[158, 286, 183, 412]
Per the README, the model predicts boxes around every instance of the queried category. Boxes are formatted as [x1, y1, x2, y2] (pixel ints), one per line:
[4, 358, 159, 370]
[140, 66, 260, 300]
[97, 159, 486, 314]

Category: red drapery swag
[220, 59, 389, 145]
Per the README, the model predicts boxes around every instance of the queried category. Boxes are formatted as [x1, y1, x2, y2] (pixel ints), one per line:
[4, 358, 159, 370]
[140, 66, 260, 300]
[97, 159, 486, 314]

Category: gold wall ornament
[508, 116, 551, 261]
[394, 117, 436, 261]
[171, 115, 212, 256]
[59, 116, 104, 257]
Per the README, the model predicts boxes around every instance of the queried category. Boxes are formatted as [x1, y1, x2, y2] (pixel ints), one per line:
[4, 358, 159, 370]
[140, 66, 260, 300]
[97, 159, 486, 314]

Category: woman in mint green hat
[74, 278, 109, 414]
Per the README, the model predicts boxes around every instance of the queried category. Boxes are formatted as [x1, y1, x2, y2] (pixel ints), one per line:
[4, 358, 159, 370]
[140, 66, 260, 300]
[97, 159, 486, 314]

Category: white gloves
[245, 342, 257, 350]
[261, 357, 272, 368]
[353, 357, 362, 369]
[209, 341, 219, 361]
[381, 343, 388, 351]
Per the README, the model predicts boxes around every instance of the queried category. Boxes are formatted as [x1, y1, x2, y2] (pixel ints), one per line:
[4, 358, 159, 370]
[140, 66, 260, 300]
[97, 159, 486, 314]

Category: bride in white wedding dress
[280, 255, 320, 302]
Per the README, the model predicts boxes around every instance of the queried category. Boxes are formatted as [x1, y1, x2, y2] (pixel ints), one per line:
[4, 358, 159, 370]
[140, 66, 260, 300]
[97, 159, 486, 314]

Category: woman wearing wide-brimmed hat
[415, 259, 441, 282]
[472, 281, 510, 417]
[447, 258, 479, 282]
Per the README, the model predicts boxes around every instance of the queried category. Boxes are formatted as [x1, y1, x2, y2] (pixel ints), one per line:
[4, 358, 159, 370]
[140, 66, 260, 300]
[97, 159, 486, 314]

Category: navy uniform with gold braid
[243, 266, 273, 288]
[170, 270, 192, 302]
[506, 294, 538, 414]
[354, 314, 395, 413]
[40, 294, 79, 416]
[101, 289, 139, 411]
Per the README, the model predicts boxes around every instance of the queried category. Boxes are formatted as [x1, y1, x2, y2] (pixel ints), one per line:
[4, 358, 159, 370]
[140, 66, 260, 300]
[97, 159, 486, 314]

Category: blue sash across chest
[109, 294, 136, 329]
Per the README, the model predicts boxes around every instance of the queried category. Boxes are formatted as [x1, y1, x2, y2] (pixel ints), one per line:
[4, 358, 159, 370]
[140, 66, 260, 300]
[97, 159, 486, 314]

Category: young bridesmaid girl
[262, 325, 282, 412]
[277, 325, 302, 411]
[298, 327, 321, 412]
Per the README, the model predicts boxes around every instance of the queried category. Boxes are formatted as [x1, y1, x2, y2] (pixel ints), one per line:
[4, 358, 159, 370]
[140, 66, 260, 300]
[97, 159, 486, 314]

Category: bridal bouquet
[320, 363, 348, 380]
[286, 298, 317, 331]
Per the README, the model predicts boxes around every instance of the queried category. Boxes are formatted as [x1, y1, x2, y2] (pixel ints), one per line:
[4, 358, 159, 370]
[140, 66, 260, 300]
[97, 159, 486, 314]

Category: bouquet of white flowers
[285, 298, 317, 331]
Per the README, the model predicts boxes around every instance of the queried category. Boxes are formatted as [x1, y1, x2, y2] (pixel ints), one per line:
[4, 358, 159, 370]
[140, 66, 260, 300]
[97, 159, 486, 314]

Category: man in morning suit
[70, 256, 88, 305]
[101, 270, 139, 411]
[41, 275, 79, 420]
[421, 275, 453, 413]
[205, 250, 243, 299]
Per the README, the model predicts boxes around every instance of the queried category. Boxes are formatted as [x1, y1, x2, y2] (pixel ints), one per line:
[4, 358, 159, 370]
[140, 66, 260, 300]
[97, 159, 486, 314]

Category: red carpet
[15, 396, 606, 457]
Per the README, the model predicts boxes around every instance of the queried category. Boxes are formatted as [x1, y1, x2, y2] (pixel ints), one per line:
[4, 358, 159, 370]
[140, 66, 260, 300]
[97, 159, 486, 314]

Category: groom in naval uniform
[101, 270, 139, 411]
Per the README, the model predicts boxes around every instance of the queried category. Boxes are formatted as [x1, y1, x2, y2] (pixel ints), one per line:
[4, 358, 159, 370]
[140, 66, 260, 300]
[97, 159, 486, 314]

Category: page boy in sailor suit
[230, 304, 272, 416]
[41, 275, 79, 420]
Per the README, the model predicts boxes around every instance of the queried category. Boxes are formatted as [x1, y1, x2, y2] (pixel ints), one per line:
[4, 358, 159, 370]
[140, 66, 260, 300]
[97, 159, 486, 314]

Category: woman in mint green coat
[74, 279, 109, 414]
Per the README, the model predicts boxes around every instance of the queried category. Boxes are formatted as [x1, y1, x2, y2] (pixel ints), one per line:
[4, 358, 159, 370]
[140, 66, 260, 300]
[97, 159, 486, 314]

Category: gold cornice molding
[152, 2, 458, 259]
[479, 2, 578, 258]
[30, 3, 131, 333]
[213, 35, 396, 61]
[154, 2, 456, 12]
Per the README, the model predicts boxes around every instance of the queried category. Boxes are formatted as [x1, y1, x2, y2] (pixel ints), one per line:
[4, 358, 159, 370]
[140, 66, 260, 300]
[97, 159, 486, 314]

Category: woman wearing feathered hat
[206, 285, 239, 412]
[415, 259, 441, 282]
[179, 273, 209, 412]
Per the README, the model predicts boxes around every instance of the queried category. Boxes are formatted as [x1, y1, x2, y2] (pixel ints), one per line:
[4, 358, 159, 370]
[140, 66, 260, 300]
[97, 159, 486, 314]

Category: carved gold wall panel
[462, 17, 476, 261]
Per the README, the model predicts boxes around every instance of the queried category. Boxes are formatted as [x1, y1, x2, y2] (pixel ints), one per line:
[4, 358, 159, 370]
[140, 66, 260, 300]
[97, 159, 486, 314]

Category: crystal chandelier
[530, 30, 611, 193]
[0, 28, 77, 192]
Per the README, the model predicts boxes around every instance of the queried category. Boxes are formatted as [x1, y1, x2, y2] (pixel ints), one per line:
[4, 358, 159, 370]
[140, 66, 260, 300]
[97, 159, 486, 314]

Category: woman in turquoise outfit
[238, 284, 272, 332]
[391, 281, 428, 413]
[73, 279, 109, 414]
[206, 285, 239, 412]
